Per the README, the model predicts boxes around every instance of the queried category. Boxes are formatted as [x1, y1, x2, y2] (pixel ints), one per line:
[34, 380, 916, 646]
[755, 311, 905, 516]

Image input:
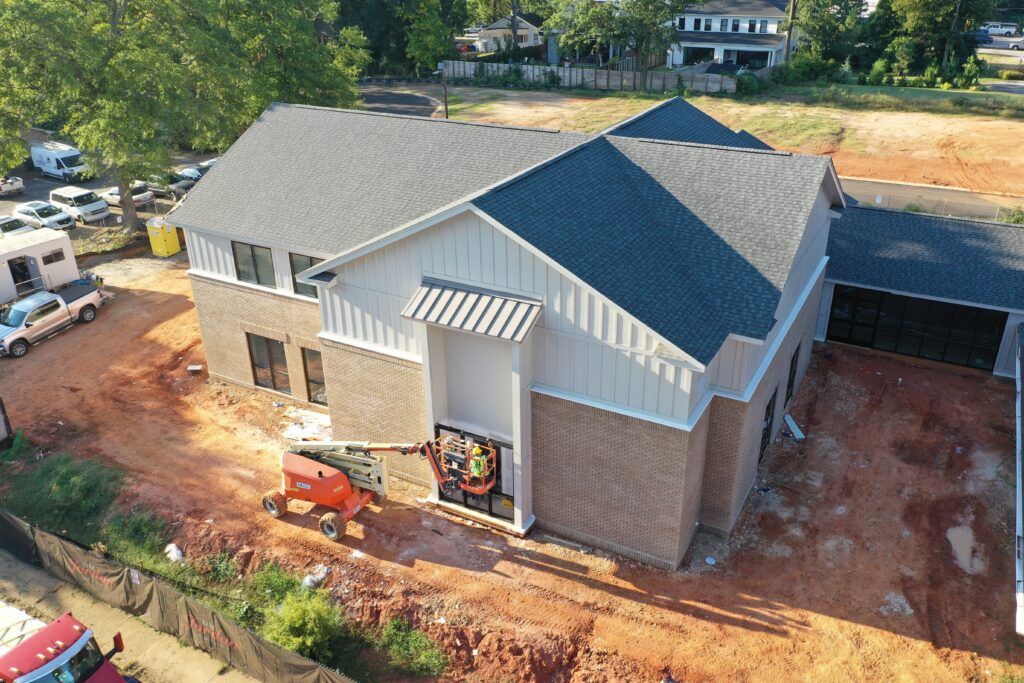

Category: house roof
[686, 0, 788, 16]
[402, 277, 543, 343]
[606, 97, 771, 150]
[828, 207, 1024, 313]
[167, 104, 586, 255]
[674, 30, 786, 48]
[484, 15, 540, 31]
[473, 136, 834, 363]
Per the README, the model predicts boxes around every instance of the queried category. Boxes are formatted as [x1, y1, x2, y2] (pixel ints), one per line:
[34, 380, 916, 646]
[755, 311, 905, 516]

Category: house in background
[169, 98, 843, 569]
[474, 15, 543, 52]
[668, 0, 794, 68]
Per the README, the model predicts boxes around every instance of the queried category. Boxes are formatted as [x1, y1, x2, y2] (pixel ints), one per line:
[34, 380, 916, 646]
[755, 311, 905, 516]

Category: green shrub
[205, 552, 238, 582]
[772, 52, 838, 84]
[923, 62, 940, 87]
[867, 58, 887, 85]
[102, 511, 170, 567]
[903, 203, 925, 213]
[4, 454, 122, 542]
[736, 72, 770, 95]
[999, 206, 1024, 225]
[377, 619, 447, 678]
[544, 69, 561, 88]
[958, 56, 981, 88]
[250, 563, 302, 604]
[939, 81, 953, 90]
[999, 69, 1024, 80]
[262, 590, 346, 663]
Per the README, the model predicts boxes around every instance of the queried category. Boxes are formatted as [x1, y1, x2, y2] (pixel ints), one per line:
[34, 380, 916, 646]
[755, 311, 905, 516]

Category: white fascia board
[727, 332, 766, 346]
[825, 277, 1024, 316]
[824, 162, 847, 208]
[468, 205, 707, 372]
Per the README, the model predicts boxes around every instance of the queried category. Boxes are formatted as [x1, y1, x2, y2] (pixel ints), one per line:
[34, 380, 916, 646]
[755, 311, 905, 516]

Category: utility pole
[942, 0, 964, 68]
[434, 62, 449, 119]
[510, 0, 520, 57]
[784, 0, 797, 61]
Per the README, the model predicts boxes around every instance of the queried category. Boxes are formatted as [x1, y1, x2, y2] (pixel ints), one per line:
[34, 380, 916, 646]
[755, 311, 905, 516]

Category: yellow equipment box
[147, 218, 181, 257]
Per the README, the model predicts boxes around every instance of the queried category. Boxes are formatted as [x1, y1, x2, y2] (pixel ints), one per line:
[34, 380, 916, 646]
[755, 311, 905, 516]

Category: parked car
[0, 216, 34, 237]
[100, 181, 155, 208]
[1011, 38, 1023, 50]
[982, 21, 1019, 36]
[0, 283, 111, 358]
[30, 142, 90, 182]
[13, 201, 75, 230]
[964, 29, 994, 44]
[178, 164, 213, 181]
[200, 157, 220, 168]
[144, 172, 195, 199]
[49, 186, 111, 224]
[0, 175, 25, 197]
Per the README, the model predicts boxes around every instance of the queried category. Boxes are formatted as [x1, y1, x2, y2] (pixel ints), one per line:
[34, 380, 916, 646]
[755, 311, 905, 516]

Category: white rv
[30, 142, 90, 182]
[0, 228, 79, 304]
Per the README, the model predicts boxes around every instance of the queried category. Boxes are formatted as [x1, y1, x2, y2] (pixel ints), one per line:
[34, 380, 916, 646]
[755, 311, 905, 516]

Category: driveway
[985, 80, 1024, 94]
[360, 88, 438, 117]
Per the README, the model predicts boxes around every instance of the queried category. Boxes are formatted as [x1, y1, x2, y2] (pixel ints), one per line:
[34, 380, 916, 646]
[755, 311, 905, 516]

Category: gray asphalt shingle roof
[608, 98, 771, 150]
[828, 207, 1024, 312]
[168, 104, 587, 255]
[686, 0, 788, 16]
[473, 137, 831, 363]
[674, 30, 786, 47]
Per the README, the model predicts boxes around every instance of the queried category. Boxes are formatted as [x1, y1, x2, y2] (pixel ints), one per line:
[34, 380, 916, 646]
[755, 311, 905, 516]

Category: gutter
[1015, 323, 1023, 635]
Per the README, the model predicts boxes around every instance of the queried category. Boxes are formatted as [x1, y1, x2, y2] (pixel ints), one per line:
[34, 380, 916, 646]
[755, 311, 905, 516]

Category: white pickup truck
[0, 283, 111, 358]
[0, 176, 24, 197]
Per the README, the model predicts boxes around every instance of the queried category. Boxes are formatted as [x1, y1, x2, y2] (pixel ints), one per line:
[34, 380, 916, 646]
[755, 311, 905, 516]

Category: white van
[982, 22, 1019, 36]
[48, 186, 111, 224]
[30, 142, 90, 182]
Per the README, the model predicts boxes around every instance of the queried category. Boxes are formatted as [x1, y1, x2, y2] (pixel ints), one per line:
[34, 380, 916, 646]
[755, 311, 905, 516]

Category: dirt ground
[2, 257, 1023, 682]
[390, 85, 1024, 196]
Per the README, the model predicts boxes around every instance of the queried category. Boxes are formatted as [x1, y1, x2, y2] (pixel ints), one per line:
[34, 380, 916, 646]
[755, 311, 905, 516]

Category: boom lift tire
[319, 511, 346, 541]
[262, 490, 288, 518]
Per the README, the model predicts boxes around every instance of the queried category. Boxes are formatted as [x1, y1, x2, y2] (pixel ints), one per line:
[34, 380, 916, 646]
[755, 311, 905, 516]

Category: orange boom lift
[261, 436, 497, 540]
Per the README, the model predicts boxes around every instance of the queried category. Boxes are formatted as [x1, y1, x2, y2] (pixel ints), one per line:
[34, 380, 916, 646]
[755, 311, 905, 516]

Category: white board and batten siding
[322, 210, 697, 423]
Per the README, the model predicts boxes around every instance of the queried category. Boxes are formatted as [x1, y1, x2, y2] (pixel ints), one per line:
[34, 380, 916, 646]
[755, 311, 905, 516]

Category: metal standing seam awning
[401, 278, 543, 343]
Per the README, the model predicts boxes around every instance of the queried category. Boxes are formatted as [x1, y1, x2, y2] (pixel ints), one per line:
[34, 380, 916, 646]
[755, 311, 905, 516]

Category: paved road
[985, 80, 1024, 94]
[840, 177, 1023, 221]
[360, 88, 438, 117]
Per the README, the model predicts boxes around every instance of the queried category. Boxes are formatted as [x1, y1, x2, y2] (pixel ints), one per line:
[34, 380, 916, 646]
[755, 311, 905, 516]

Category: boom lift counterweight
[261, 435, 498, 540]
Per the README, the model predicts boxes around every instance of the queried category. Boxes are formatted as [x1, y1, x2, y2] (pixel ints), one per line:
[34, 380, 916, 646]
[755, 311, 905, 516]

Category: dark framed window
[703, 18, 712, 30]
[232, 242, 276, 288]
[732, 19, 740, 31]
[289, 253, 323, 299]
[41, 249, 66, 265]
[247, 333, 290, 394]
[719, 18, 728, 30]
[302, 348, 327, 406]
[692, 17, 700, 30]
[678, 16, 685, 29]
[785, 344, 800, 405]
[826, 285, 1008, 372]
[748, 19, 756, 32]
[759, 19, 768, 33]
[759, 391, 777, 461]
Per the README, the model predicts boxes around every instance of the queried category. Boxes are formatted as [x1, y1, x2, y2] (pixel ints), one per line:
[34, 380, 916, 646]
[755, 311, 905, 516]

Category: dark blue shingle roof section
[474, 136, 831, 363]
[828, 207, 1024, 312]
[608, 98, 771, 150]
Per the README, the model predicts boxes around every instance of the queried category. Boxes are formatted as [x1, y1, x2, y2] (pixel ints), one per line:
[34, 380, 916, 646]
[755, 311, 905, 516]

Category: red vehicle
[0, 604, 137, 683]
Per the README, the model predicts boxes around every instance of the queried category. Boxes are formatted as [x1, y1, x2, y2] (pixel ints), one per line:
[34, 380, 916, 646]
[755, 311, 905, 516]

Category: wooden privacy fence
[443, 60, 737, 94]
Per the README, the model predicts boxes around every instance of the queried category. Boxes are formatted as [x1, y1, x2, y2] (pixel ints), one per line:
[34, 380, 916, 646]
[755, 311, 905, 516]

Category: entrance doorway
[7, 256, 38, 295]
[436, 423, 514, 521]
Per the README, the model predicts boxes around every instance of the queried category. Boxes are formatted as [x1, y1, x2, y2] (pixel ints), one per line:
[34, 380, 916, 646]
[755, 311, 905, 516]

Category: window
[303, 348, 327, 405]
[692, 17, 700, 30]
[41, 249, 66, 265]
[748, 19, 756, 32]
[232, 241, 276, 288]
[678, 16, 685, 29]
[785, 344, 800, 405]
[719, 18, 728, 31]
[289, 253, 323, 299]
[28, 301, 61, 322]
[759, 391, 777, 461]
[759, 19, 768, 33]
[704, 18, 712, 30]
[247, 333, 290, 394]
[732, 19, 740, 31]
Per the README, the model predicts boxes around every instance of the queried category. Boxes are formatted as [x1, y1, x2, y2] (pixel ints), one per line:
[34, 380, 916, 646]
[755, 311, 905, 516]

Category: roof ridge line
[269, 102, 569, 135]
[596, 96, 679, 136]
[847, 204, 1024, 230]
[631, 136, 793, 156]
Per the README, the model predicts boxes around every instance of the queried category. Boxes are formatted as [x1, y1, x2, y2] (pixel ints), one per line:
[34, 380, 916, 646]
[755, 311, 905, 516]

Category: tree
[891, 0, 993, 67]
[341, 0, 413, 74]
[546, 0, 616, 66]
[0, 0, 368, 232]
[405, 0, 451, 74]
[793, 0, 865, 62]
[856, 0, 901, 66]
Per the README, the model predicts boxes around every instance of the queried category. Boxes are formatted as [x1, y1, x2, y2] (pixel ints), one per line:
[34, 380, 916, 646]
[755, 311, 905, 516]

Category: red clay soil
[2, 257, 1023, 682]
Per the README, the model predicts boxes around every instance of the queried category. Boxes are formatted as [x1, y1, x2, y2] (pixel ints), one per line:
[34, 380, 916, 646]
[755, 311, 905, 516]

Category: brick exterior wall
[531, 392, 705, 569]
[699, 272, 824, 534]
[190, 274, 323, 403]
[319, 337, 432, 486]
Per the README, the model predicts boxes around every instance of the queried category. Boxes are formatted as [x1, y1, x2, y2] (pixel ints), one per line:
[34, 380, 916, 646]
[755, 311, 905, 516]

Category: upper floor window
[232, 241, 275, 288]
[692, 17, 700, 30]
[748, 19, 756, 32]
[719, 18, 728, 31]
[704, 18, 712, 30]
[289, 253, 324, 299]
[759, 19, 768, 33]
[732, 18, 740, 31]
[678, 16, 685, 29]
